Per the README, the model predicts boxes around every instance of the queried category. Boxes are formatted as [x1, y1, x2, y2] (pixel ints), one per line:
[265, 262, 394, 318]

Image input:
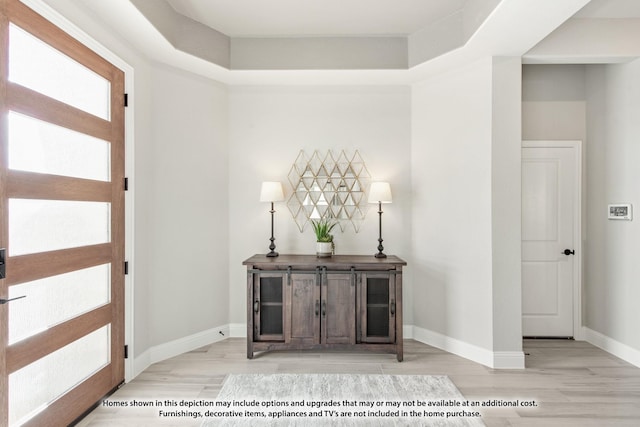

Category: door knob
[563, 249, 575, 256]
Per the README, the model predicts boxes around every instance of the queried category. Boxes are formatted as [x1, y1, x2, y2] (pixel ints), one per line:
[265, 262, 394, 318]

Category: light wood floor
[77, 338, 640, 426]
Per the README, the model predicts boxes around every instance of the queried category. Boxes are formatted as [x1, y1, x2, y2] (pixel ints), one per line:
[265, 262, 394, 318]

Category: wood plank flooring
[76, 339, 640, 426]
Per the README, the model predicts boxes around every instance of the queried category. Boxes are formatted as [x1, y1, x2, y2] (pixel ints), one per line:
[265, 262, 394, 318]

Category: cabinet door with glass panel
[252, 272, 286, 342]
[358, 273, 396, 343]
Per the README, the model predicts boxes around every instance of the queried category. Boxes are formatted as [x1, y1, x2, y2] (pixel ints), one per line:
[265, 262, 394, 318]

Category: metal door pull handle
[563, 249, 575, 256]
[0, 295, 26, 305]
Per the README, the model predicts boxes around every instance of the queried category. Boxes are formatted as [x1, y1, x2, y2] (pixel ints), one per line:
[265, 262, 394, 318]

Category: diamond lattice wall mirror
[287, 150, 372, 232]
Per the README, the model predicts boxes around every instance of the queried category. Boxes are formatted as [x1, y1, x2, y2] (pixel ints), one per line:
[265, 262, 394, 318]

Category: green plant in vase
[311, 218, 337, 257]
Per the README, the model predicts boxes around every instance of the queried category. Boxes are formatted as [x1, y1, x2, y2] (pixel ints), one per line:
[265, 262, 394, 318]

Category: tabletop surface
[243, 254, 407, 266]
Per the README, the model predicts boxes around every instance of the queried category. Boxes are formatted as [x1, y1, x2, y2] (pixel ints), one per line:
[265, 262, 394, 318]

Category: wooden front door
[1, 0, 125, 425]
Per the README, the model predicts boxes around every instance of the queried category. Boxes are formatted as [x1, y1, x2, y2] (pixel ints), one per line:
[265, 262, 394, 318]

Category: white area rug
[202, 373, 485, 426]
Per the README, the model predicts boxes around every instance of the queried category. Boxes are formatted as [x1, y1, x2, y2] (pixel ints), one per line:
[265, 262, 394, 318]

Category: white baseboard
[132, 323, 526, 378]
[403, 324, 414, 339]
[229, 323, 246, 337]
[130, 325, 640, 377]
[133, 348, 151, 379]
[583, 327, 640, 368]
[412, 325, 525, 369]
[493, 351, 526, 369]
[132, 324, 230, 378]
[223, 323, 524, 369]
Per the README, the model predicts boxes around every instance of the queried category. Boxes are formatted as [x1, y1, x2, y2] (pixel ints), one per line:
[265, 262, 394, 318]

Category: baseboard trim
[493, 351, 526, 369]
[583, 327, 640, 368]
[133, 324, 640, 373]
[132, 323, 526, 378]
[403, 324, 414, 340]
[229, 323, 246, 337]
[133, 348, 151, 379]
[412, 325, 525, 369]
[129, 325, 640, 376]
[133, 324, 230, 378]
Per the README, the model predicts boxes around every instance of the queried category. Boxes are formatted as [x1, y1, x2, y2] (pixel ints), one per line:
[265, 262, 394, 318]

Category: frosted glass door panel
[9, 199, 110, 256]
[8, 325, 110, 426]
[8, 112, 110, 181]
[8, 264, 111, 344]
[1, 3, 125, 423]
[8, 24, 110, 120]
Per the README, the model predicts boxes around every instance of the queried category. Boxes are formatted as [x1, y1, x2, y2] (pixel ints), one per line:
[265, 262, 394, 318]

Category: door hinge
[124, 177, 129, 191]
[124, 93, 129, 107]
[124, 261, 129, 275]
[124, 345, 129, 359]
[0, 248, 5, 279]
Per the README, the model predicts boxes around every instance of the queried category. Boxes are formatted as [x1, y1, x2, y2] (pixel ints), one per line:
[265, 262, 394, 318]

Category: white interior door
[521, 141, 580, 337]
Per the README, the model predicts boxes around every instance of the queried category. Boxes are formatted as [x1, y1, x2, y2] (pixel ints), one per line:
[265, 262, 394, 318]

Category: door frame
[22, 0, 136, 378]
[522, 140, 583, 340]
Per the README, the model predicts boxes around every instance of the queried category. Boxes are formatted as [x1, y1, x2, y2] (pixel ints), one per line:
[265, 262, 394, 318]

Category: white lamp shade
[260, 181, 285, 202]
[368, 182, 392, 203]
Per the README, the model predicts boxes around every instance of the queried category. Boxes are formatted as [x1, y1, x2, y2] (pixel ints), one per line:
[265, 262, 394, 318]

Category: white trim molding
[403, 324, 415, 340]
[584, 327, 640, 369]
[493, 352, 527, 369]
[412, 326, 525, 369]
[134, 323, 529, 378]
[133, 324, 640, 379]
[230, 323, 524, 369]
[133, 348, 151, 380]
[133, 325, 230, 378]
[229, 323, 247, 338]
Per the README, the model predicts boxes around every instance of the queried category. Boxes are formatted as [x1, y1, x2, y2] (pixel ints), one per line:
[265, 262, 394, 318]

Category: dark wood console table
[243, 254, 406, 361]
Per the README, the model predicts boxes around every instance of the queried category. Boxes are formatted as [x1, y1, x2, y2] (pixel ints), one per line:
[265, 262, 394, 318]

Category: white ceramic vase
[316, 241, 333, 257]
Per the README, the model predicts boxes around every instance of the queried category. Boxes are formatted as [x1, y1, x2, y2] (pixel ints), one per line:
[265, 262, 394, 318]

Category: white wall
[584, 60, 640, 353]
[130, 61, 154, 357]
[46, 0, 640, 373]
[148, 65, 229, 345]
[522, 65, 587, 141]
[411, 57, 524, 367]
[228, 86, 412, 325]
[490, 57, 523, 355]
[39, 0, 231, 361]
[411, 58, 495, 351]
